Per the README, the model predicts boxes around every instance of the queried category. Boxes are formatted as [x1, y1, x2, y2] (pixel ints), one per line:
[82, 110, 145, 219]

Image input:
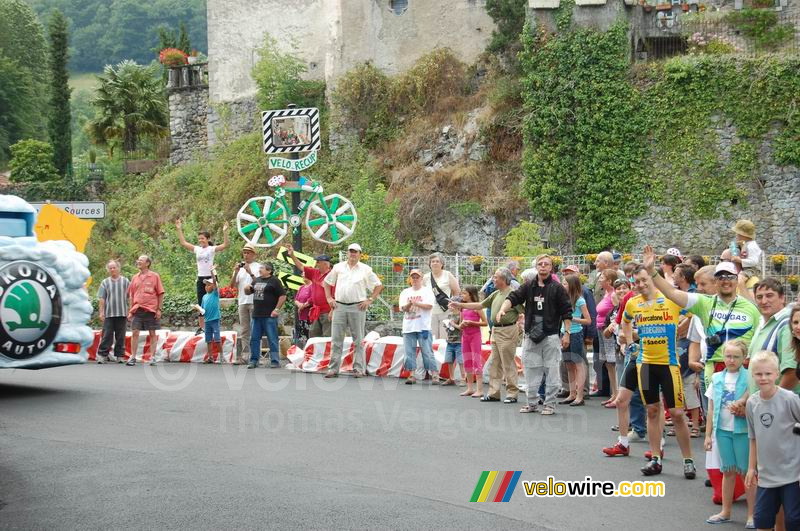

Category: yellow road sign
[276, 271, 305, 292]
[276, 246, 316, 268]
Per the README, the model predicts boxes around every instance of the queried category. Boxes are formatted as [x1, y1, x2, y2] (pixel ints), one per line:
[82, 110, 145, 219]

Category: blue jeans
[403, 331, 437, 372]
[628, 385, 647, 437]
[623, 350, 646, 437]
[250, 316, 279, 364]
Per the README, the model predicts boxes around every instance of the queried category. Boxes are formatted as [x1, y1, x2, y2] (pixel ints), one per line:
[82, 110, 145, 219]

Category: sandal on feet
[690, 428, 701, 438]
[519, 405, 538, 413]
[471, 392, 482, 398]
[540, 406, 555, 415]
[705, 514, 730, 524]
[440, 379, 455, 386]
[460, 390, 473, 396]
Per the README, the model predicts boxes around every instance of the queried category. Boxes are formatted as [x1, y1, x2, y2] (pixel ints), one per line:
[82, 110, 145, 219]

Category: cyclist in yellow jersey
[621, 265, 696, 479]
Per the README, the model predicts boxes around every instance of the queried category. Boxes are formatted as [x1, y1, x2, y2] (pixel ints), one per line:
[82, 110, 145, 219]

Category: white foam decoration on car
[304, 194, 358, 245]
[236, 196, 289, 248]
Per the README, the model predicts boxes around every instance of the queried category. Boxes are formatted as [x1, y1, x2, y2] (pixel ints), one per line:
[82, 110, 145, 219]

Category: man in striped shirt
[96, 260, 130, 363]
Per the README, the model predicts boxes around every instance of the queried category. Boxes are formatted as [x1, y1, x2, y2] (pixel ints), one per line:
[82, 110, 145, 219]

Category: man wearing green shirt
[643, 247, 761, 386]
[747, 278, 798, 393]
[452, 267, 523, 403]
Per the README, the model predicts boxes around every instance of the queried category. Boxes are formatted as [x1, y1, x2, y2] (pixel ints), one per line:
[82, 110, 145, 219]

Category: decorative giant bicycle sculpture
[236, 175, 357, 248]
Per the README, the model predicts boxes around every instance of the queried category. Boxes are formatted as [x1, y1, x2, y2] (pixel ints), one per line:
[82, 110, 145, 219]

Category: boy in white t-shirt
[400, 269, 439, 385]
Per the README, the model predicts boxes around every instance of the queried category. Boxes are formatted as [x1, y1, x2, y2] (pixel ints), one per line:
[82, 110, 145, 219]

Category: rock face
[168, 86, 209, 165]
[421, 214, 500, 256]
[632, 121, 800, 254]
[416, 110, 487, 171]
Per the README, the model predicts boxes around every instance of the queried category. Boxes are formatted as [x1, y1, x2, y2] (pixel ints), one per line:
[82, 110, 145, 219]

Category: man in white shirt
[230, 243, 261, 365]
[323, 243, 383, 378]
[399, 268, 439, 385]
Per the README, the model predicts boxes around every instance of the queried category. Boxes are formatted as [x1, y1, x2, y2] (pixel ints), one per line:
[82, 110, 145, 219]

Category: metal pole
[286, 104, 302, 256]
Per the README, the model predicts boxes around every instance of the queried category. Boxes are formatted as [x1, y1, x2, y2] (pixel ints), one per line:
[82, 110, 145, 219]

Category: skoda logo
[0, 261, 62, 359]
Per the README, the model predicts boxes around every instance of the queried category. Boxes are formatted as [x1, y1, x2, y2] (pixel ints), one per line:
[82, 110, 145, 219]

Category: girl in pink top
[459, 286, 487, 398]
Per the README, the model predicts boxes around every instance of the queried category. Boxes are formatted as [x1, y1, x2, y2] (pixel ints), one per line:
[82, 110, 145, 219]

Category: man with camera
[643, 247, 761, 387]
[230, 243, 261, 364]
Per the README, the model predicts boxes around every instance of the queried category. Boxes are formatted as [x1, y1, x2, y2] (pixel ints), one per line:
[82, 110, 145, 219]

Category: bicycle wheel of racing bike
[304, 194, 358, 245]
[236, 196, 289, 247]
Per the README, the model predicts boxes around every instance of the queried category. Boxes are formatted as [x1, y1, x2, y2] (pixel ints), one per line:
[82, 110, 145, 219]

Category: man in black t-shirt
[244, 263, 286, 368]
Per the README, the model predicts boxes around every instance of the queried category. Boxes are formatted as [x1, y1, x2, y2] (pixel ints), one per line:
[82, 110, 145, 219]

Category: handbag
[429, 273, 451, 312]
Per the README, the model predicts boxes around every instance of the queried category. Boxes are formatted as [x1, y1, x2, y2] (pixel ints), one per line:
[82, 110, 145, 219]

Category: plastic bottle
[729, 240, 739, 258]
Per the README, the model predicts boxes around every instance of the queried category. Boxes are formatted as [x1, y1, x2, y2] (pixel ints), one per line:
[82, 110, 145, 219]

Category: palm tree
[87, 60, 168, 156]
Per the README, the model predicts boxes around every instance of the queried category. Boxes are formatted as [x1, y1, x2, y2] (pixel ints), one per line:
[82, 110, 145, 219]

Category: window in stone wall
[390, 0, 408, 15]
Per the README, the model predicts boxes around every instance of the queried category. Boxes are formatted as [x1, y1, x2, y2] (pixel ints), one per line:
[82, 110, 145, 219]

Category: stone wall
[168, 86, 209, 165]
[207, 96, 259, 146]
[632, 121, 800, 254]
[206, 0, 494, 102]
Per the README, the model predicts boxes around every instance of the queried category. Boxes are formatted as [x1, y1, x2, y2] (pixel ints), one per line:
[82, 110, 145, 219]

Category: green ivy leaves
[519, 19, 800, 252]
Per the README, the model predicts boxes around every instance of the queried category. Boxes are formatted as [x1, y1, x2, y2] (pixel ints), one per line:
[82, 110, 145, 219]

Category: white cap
[347, 243, 362, 252]
[714, 261, 738, 277]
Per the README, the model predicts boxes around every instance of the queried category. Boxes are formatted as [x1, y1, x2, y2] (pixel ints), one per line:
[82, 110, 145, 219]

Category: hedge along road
[0, 365, 734, 529]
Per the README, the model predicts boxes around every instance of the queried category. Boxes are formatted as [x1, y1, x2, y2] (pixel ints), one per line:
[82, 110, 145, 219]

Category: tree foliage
[26, 0, 206, 72]
[485, 0, 527, 55]
[0, 0, 49, 163]
[9, 139, 60, 182]
[47, 9, 72, 175]
[87, 60, 168, 154]
[0, 55, 39, 166]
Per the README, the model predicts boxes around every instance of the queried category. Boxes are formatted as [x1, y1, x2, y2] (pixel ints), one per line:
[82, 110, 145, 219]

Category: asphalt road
[1, 364, 749, 530]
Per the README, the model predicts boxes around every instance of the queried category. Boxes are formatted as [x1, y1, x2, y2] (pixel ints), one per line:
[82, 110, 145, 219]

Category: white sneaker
[627, 430, 646, 442]
[108, 354, 118, 363]
[96, 355, 106, 364]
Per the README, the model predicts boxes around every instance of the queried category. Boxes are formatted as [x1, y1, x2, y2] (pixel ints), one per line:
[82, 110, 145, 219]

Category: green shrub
[390, 48, 468, 113]
[331, 49, 468, 147]
[503, 221, 553, 257]
[251, 34, 326, 110]
[9, 139, 60, 182]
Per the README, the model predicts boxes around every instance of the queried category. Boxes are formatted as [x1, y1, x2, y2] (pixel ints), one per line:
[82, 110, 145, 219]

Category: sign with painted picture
[261, 107, 320, 154]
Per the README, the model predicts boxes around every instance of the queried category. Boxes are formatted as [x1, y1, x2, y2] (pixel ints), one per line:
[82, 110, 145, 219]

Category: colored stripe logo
[470, 471, 522, 502]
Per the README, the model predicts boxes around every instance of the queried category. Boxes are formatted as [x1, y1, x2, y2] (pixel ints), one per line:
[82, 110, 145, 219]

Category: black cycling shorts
[637, 363, 684, 409]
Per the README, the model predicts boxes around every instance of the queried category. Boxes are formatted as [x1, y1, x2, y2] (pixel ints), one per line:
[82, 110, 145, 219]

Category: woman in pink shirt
[594, 270, 619, 405]
[294, 278, 313, 348]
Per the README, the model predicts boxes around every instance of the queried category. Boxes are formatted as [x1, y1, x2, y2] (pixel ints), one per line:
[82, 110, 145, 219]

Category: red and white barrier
[287, 332, 524, 379]
[88, 330, 238, 363]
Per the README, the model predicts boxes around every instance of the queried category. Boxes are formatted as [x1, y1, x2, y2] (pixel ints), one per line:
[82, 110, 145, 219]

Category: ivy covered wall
[520, 3, 800, 253]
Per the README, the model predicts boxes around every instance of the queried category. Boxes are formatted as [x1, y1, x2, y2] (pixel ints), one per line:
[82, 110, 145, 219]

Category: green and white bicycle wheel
[236, 196, 289, 247]
[304, 194, 357, 245]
